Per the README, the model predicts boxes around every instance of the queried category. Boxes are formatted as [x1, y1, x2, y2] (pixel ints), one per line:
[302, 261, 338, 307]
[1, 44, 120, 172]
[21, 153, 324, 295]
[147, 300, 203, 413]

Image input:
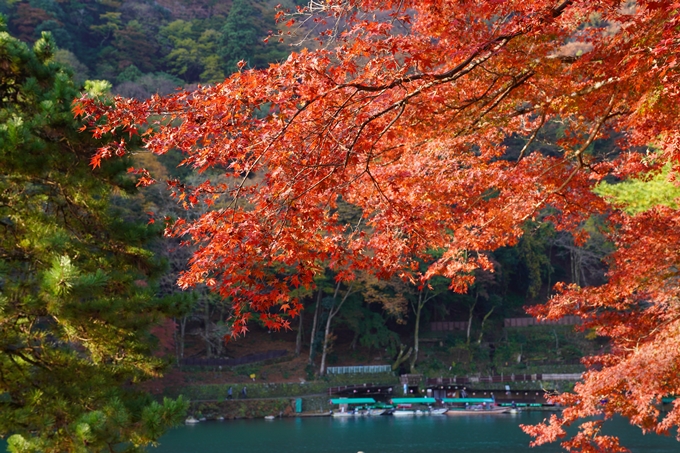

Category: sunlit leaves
[79, 1, 680, 450]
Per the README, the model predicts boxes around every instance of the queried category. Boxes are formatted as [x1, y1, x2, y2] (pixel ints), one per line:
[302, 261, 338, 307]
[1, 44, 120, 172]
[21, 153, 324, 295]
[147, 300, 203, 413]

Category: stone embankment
[188, 395, 329, 420]
[183, 372, 585, 420]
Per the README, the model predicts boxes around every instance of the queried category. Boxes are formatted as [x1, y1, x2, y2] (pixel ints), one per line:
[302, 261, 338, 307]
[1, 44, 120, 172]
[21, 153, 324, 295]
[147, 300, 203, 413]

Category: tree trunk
[319, 281, 354, 376]
[392, 344, 413, 371]
[179, 315, 187, 359]
[570, 247, 584, 286]
[350, 330, 359, 350]
[409, 291, 424, 373]
[546, 240, 554, 298]
[409, 287, 437, 373]
[466, 291, 479, 346]
[173, 317, 180, 366]
[295, 305, 304, 357]
[319, 282, 340, 377]
[307, 288, 322, 365]
[203, 300, 212, 357]
[477, 306, 495, 345]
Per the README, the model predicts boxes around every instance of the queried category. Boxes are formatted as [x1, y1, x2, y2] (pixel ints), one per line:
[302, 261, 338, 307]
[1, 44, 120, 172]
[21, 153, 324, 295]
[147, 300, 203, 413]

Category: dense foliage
[77, 0, 680, 451]
[0, 21, 186, 452]
[0, 0, 294, 95]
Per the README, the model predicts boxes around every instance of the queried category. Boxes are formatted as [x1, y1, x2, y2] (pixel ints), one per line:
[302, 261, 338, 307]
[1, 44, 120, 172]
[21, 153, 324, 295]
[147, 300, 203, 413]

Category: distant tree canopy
[0, 24, 186, 452]
[0, 0, 292, 93]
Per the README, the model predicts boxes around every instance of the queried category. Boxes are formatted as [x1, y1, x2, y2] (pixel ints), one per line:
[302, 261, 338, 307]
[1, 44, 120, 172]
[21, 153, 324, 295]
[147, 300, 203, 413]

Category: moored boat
[331, 410, 356, 418]
[369, 402, 394, 416]
[429, 407, 448, 415]
[389, 397, 438, 416]
[443, 398, 508, 415]
[392, 408, 417, 416]
[296, 411, 332, 417]
[330, 397, 377, 417]
[445, 406, 508, 415]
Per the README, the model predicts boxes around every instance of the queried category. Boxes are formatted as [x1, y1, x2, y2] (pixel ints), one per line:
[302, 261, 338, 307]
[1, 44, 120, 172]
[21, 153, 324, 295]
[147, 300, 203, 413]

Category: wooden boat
[369, 402, 394, 416]
[392, 409, 417, 416]
[445, 406, 508, 415]
[429, 407, 449, 415]
[330, 398, 378, 417]
[353, 406, 370, 416]
[390, 397, 437, 416]
[443, 398, 508, 415]
[331, 409, 356, 417]
[297, 411, 332, 417]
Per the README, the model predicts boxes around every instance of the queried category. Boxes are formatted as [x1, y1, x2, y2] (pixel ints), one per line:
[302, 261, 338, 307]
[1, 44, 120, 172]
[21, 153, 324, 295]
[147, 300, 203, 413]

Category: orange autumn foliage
[76, 1, 680, 450]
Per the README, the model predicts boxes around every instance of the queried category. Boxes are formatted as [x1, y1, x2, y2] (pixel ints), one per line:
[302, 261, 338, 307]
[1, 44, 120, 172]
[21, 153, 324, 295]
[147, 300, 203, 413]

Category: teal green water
[149, 412, 679, 453]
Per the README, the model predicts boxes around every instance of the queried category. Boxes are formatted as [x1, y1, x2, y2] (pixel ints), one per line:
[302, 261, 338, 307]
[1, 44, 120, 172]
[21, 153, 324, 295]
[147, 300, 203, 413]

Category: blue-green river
[149, 412, 678, 453]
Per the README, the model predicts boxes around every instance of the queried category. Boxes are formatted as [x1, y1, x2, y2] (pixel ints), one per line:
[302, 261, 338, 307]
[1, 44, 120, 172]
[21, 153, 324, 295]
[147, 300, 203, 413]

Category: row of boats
[330, 397, 521, 417]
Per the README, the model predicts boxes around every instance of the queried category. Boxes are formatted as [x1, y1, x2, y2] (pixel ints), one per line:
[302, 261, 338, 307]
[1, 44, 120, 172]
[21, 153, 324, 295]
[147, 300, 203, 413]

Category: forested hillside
[0, 0, 619, 376]
[0, 0, 300, 97]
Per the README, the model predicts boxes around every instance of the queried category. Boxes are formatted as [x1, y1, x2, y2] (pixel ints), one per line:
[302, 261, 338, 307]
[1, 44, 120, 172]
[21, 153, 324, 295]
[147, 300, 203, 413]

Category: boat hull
[446, 406, 508, 415]
[392, 410, 416, 416]
[429, 408, 448, 415]
[297, 411, 332, 417]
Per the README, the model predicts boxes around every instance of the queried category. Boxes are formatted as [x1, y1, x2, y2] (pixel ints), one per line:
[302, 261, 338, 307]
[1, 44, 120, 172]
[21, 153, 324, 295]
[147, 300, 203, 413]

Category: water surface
[150, 412, 679, 453]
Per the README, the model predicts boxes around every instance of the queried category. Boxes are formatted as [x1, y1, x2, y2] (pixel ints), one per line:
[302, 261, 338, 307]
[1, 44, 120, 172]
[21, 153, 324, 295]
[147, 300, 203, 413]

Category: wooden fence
[503, 316, 582, 327]
[423, 373, 582, 386]
[431, 316, 582, 331]
[327, 365, 392, 374]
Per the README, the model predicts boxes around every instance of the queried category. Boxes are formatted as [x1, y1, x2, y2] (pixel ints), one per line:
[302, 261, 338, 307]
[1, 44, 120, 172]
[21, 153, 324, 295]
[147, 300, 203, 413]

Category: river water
[150, 412, 679, 453]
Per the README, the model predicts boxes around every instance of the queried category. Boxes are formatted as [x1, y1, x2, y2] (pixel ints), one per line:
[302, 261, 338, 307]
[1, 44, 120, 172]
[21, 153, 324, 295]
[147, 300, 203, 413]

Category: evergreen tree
[219, 0, 260, 73]
[0, 22, 186, 453]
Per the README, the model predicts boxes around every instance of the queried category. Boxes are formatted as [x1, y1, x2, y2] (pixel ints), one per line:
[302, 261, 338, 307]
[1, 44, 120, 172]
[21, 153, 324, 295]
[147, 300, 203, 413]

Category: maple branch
[573, 95, 616, 167]
[344, 32, 520, 93]
[464, 70, 535, 133]
[346, 98, 408, 167]
[551, 1, 573, 18]
[228, 94, 322, 211]
[517, 95, 617, 223]
[290, 168, 339, 204]
[441, 75, 502, 114]
[367, 102, 407, 157]
[516, 110, 547, 165]
[362, 166, 426, 243]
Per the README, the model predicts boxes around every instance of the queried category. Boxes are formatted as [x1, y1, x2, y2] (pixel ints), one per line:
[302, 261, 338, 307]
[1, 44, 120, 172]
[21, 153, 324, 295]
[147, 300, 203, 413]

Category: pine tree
[0, 21, 186, 453]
